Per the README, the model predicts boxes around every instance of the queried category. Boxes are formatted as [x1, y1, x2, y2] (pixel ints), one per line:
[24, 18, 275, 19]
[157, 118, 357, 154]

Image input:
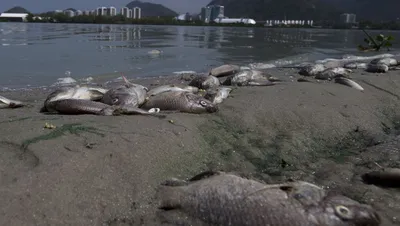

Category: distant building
[96, 7, 107, 16]
[0, 13, 28, 22]
[175, 13, 192, 22]
[340, 13, 356, 24]
[106, 7, 117, 16]
[75, 10, 83, 16]
[133, 7, 141, 19]
[63, 10, 75, 17]
[54, 10, 63, 13]
[121, 7, 130, 18]
[214, 18, 256, 25]
[201, 5, 224, 23]
[83, 10, 91, 16]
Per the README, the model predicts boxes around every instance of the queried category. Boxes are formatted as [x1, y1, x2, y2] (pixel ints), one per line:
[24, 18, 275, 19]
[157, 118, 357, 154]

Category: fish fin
[188, 170, 223, 182]
[156, 185, 184, 210]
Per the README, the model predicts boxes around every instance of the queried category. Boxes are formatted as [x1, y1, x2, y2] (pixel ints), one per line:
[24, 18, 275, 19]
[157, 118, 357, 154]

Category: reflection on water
[1, 22, 400, 89]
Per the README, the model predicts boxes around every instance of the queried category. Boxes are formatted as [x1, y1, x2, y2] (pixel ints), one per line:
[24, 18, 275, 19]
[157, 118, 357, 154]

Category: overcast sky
[0, 0, 210, 14]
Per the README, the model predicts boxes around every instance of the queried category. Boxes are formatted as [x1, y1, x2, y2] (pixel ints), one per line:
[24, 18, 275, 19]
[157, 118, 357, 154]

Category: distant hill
[126, 0, 178, 17]
[3, 6, 30, 14]
[206, 0, 341, 21]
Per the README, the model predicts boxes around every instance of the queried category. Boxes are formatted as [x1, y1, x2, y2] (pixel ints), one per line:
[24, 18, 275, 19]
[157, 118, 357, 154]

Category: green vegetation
[358, 29, 394, 51]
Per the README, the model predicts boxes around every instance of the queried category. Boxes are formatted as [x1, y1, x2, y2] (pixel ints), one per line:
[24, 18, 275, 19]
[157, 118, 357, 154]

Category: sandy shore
[1, 68, 400, 225]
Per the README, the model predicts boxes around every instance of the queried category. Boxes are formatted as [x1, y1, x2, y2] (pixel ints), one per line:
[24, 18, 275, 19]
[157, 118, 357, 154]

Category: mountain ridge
[126, 0, 178, 17]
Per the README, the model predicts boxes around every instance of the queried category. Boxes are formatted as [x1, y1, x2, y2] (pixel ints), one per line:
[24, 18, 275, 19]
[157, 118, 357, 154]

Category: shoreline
[1, 68, 400, 225]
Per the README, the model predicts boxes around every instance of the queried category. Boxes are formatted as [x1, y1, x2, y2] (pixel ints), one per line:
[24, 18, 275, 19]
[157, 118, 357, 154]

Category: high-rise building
[107, 7, 117, 16]
[201, 5, 223, 23]
[121, 7, 130, 17]
[96, 7, 107, 16]
[340, 13, 356, 24]
[133, 7, 141, 19]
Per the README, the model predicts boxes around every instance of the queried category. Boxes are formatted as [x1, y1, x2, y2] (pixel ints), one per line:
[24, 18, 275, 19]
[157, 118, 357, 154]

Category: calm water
[1, 22, 400, 89]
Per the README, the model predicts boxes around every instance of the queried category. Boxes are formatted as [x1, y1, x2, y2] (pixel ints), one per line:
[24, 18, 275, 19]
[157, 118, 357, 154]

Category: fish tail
[156, 185, 183, 210]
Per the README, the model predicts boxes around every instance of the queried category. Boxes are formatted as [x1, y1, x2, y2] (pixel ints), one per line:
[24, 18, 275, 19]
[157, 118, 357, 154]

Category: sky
[0, 0, 210, 14]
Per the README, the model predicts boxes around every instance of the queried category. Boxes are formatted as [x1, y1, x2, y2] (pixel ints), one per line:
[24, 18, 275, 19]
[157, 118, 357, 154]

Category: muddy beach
[1, 68, 400, 225]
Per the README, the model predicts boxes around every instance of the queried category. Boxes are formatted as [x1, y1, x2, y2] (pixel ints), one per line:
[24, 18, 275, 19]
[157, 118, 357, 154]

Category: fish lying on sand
[315, 67, 352, 80]
[298, 64, 326, 77]
[204, 87, 233, 104]
[147, 84, 199, 97]
[44, 99, 117, 115]
[40, 86, 108, 112]
[366, 64, 389, 73]
[156, 171, 381, 226]
[223, 70, 277, 86]
[334, 77, 364, 91]
[344, 62, 368, 70]
[101, 76, 164, 116]
[0, 95, 25, 109]
[210, 64, 240, 77]
[188, 75, 220, 90]
[362, 168, 400, 188]
[141, 91, 218, 114]
[370, 57, 398, 67]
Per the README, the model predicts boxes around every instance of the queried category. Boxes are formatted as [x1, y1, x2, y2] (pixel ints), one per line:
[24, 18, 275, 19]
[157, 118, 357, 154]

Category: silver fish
[224, 70, 276, 86]
[370, 58, 398, 66]
[41, 86, 108, 112]
[148, 84, 199, 97]
[344, 62, 368, 70]
[210, 64, 240, 77]
[315, 67, 352, 80]
[44, 99, 116, 115]
[204, 87, 232, 104]
[298, 64, 326, 77]
[0, 95, 25, 109]
[366, 64, 389, 73]
[141, 91, 218, 114]
[334, 77, 364, 91]
[189, 75, 220, 90]
[156, 171, 381, 226]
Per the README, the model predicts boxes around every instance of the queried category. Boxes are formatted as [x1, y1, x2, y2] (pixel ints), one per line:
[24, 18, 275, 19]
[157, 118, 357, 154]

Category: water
[1, 22, 400, 90]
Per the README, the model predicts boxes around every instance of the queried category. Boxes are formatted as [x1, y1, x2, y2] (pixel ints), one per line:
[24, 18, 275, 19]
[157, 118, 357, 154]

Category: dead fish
[41, 86, 109, 112]
[141, 91, 218, 114]
[210, 64, 240, 77]
[344, 62, 368, 70]
[44, 99, 116, 116]
[366, 64, 389, 73]
[147, 84, 199, 97]
[188, 75, 220, 90]
[298, 64, 326, 76]
[102, 76, 148, 108]
[334, 77, 364, 91]
[156, 171, 381, 226]
[362, 168, 400, 188]
[0, 95, 25, 109]
[204, 87, 232, 104]
[370, 58, 398, 66]
[315, 67, 352, 80]
[224, 70, 276, 86]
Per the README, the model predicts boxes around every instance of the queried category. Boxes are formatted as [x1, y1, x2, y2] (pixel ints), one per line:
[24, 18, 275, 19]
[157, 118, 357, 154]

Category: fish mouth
[206, 105, 218, 113]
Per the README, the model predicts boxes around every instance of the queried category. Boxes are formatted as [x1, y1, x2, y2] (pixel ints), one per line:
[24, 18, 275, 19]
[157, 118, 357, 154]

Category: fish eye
[200, 100, 207, 106]
[335, 205, 353, 220]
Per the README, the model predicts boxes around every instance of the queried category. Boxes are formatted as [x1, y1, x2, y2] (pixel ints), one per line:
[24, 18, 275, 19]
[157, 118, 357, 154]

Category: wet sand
[1, 68, 400, 225]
